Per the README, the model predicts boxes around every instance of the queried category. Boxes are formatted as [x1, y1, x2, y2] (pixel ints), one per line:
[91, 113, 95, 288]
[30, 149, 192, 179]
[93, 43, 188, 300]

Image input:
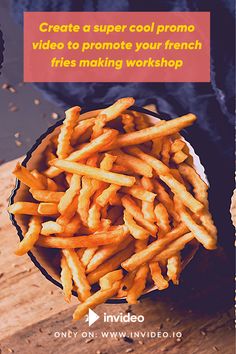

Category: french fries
[10, 97, 217, 320]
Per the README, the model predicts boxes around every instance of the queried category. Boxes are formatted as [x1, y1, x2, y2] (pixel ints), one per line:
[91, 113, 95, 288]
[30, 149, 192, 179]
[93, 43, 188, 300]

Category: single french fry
[57, 213, 81, 236]
[86, 236, 132, 273]
[153, 232, 194, 261]
[121, 223, 188, 272]
[96, 184, 121, 208]
[91, 114, 107, 139]
[68, 129, 118, 162]
[57, 196, 78, 226]
[167, 254, 181, 285]
[78, 177, 101, 225]
[122, 185, 156, 202]
[57, 106, 81, 159]
[123, 210, 149, 240]
[41, 221, 63, 235]
[30, 190, 64, 203]
[121, 113, 135, 133]
[149, 261, 169, 290]
[73, 280, 121, 320]
[37, 225, 129, 249]
[154, 203, 171, 237]
[60, 254, 73, 303]
[100, 153, 117, 171]
[99, 270, 123, 290]
[15, 216, 42, 255]
[38, 202, 58, 216]
[110, 150, 153, 178]
[127, 147, 204, 213]
[172, 151, 188, 164]
[80, 248, 98, 268]
[87, 204, 101, 231]
[141, 177, 155, 223]
[51, 159, 136, 187]
[153, 181, 179, 220]
[175, 199, 216, 250]
[98, 97, 135, 122]
[13, 163, 45, 189]
[87, 244, 134, 285]
[161, 138, 171, 165]
[126, 263, 149, 304]
[105, 114, 197, 150]
[58, 174, 81, 214]
[62, 249, 91, 301]
[31, 169, 48, 188]
[8, 202, 40, 216]
[122, 195, 157, 236]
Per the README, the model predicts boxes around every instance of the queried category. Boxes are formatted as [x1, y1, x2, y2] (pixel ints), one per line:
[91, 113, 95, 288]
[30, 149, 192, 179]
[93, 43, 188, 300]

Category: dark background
[0, 0, 234, 279]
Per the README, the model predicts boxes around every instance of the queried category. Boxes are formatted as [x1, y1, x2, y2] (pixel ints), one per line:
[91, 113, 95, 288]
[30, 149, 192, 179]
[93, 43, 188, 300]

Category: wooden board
[0, 156, 234, 354]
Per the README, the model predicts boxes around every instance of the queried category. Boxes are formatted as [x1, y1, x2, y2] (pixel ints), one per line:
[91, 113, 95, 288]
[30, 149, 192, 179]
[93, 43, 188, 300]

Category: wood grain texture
[0, 127, 234, 353]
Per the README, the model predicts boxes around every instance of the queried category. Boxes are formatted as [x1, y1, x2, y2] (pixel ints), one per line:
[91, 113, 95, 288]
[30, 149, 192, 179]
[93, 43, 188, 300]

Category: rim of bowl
[8, 105, 193, 304]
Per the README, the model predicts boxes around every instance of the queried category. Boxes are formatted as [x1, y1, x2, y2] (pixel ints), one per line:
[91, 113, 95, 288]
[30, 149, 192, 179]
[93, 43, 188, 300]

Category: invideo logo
[104, 312, 144, 323]
[85, 309, 100, 326]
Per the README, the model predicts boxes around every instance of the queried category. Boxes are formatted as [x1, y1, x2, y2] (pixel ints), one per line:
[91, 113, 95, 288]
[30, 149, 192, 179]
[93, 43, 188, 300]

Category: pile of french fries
[9, 97, 217, 320]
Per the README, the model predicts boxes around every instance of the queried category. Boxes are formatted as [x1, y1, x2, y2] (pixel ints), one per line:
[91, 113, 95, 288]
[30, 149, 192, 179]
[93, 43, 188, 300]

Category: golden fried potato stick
[122, 195, 157, 236]
[153, 181, 179, 221]
[99, 270, 123, 290]
[71, 118, 96, 145]
[126, 263, 149, 304]
[98, 97, 135, 122]
[122, 223, 188, 272]
[167, 254, 181, 285]
[50, 159, 136, 187]
[123, 210, 149, 240]
[60, 254, 73, 303]
[153, 232, 194, 261]
[87, 243, 134, 285]
[37, 225, 129, 249]
[30, 190, 64, 203]
[87, 203, 101, 231]
[105, 113, 196, 150]
[171, 139, 186, 153]
[141, 177, 155, 223]
[73, 279, 121, 320]
[31, 169, 48, 188]
[110, 149, 153, 178]
[175, 199, 216, 250]
[149, 261, 169, 290]
[15, 216, 42, 255]
[58, 174, 81, 214]
[68, 129, 118, 162]
[86, 236, 132, 273]
[13, 163, 46, 190]
[154, 203, 171, 238]
[100, 153, 117, 171]
[57, 106, 81, 159]
[127, 147, 204, 214]
[91, 114, 107, 139]
[161, 138, 172, 166]
[62, 249, 91, 301]
[80, 248, 98, 268]
[96, 184, 121, 208]
[121, 113, 135, 133]
[57, 196, 78, 227]
[122, 185, 156, 202]
[38, 202, 58, 216]
[41, 221, 63, 235]
[78, 177, 101, 225]
[172, 151, 188, 164]
[8, 202, 40, 216]
[151, 138, 163, 158]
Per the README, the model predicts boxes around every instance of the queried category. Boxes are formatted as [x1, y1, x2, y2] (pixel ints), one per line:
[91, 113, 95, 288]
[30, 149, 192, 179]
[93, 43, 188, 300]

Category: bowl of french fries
[9, 97, 217, 320]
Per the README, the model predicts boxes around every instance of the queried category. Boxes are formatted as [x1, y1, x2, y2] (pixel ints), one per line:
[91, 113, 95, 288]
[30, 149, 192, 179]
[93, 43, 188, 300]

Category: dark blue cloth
[11, 0, 235, 253]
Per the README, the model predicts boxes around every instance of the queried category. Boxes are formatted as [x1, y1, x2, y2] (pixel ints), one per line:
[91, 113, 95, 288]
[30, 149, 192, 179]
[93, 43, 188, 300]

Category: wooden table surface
[0, 158, 234, 354]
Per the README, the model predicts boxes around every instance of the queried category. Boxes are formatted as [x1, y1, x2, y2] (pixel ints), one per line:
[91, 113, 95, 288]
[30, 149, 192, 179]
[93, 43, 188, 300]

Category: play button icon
[88, 309, 100, 326]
